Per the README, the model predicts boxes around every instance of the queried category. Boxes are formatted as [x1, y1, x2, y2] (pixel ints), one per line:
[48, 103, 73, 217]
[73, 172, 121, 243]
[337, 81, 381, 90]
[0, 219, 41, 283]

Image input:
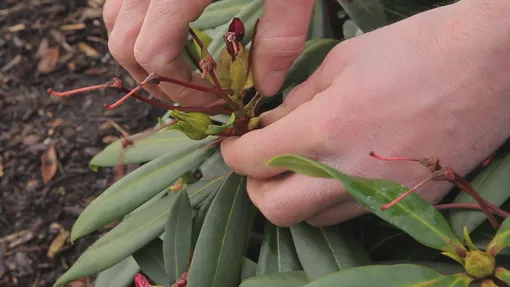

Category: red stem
[435, 203, 510, 218]
[369, 151, 421, 163]
[381, 175, 433, 210]
[156, 74, 220, 95]
[47, 84, 106, 97]
[451, 170, 501, 229]
[208, 69, 239, 111]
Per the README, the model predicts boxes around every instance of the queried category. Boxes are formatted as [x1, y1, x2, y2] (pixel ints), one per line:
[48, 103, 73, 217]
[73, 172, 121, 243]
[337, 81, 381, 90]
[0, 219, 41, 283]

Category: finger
[103, 0, 123, 35]
[109, 0, 169, 102]
[246, 174, 350, 227]
[306, 201, 367, 227]
[134, 0, 218, 106]
[221, 99, 324, 179]
[253, 0, 315, 97]
[260, 44, 351, 126]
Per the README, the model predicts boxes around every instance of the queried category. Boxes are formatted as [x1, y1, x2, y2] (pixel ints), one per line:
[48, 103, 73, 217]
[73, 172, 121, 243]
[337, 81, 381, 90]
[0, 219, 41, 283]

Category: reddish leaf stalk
[434, 203, 510, 218]
[207, 65, 239, 111]
[47, 84, 108, 97]
[370, 151, 503, 230]
[380, 175, 434, 210]
[450, 169, 501, 229]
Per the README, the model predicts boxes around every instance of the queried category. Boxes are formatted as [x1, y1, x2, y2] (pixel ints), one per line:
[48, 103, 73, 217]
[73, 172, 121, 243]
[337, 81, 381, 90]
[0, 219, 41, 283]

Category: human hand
[221, 1, 510, 227]
[102, 0, 315, 105]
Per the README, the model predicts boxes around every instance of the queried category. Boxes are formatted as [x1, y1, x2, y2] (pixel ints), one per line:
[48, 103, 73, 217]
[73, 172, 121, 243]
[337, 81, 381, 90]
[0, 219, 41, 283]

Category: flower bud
[134, 273, 150, 287]
[464, 250, 495, 279]
[170, 111, 212, 140]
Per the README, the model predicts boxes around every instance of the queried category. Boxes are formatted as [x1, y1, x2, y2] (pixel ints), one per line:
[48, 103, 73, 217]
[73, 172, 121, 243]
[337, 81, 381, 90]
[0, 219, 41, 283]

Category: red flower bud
[228, 17, 245, 42]
[224, 18, 246, 61]
[134, 273, 150, 287]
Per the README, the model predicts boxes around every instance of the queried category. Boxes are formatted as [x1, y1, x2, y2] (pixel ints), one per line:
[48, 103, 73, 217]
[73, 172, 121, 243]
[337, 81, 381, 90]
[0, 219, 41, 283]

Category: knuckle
[256, 198, 296, 227]
[108, 37, 128, 64]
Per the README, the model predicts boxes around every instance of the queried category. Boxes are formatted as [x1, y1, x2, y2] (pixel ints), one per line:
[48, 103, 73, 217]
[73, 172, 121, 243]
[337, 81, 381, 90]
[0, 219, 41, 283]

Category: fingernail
[262, 70, 286, 96]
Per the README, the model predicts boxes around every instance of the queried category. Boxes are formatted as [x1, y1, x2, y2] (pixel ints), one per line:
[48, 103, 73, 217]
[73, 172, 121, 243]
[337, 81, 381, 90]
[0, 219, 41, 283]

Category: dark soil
[0, 1, 161, 286]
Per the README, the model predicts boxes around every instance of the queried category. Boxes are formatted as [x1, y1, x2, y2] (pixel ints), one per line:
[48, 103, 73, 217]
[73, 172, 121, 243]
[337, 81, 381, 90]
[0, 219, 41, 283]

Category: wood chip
[8, 23, 25, 33]
[0, 3, 26, 16]
[60, 23, 86, 31]
[41, 145, 58, 184]
[78, 42, 99, 57]
[1, 54, 21, 73]
[50, 30, 73, 52]
[0, 160, 3, 177]
[37, 47, 59, 74]
[47, 229, 69, 258]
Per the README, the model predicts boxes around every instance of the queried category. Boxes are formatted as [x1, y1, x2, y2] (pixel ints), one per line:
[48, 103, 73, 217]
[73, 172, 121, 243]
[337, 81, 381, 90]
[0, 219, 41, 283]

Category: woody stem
[451, 171, 501, 229]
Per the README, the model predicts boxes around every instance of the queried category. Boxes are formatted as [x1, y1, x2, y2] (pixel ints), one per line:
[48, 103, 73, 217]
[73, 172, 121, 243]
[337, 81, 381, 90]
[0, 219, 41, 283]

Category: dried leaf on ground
[47, 229, 70, 258]
[41, 145, 58, 184]
[38, 47, 60, 74]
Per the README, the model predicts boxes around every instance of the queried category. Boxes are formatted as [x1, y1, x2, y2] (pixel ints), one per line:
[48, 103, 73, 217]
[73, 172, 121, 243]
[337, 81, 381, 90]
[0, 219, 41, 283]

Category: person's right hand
[102, 0, 315, 106]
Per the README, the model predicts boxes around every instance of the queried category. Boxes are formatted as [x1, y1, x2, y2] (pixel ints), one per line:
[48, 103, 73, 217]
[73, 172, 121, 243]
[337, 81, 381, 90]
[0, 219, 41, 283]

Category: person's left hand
[220, 1, 510, 227]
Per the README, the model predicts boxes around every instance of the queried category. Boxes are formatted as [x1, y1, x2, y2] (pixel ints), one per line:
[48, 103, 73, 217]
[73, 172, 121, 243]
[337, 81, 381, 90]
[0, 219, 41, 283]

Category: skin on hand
[221, 1, 510, 227]
[102, 0, 315, 105]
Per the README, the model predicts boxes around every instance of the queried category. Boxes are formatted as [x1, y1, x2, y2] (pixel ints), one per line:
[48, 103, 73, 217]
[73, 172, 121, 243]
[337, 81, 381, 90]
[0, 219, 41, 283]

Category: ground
[0, 0, 162, 286]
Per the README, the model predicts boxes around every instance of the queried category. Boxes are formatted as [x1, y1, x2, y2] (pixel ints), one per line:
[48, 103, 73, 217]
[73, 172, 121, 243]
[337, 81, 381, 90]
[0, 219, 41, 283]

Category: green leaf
[209, 0, 263, 60]
[376, 261, 464, 275]
[72, 146, 214, 241]
[267, 154, 466, 254]
[188, 151, 231, 207]
[337, 0, 387, 33]
[94, 257, 139, 287]
[163, 190, 192, 284]
[241, 258, 258, 281]
[53, 194, 178, 287]
[133, 238, 168, 285]
[281, 39, 339, 94]
[191, 181, 220, 248]
[307, 0, 334, 40]
[256, 222, 302, 276]
[495, 267, 510, 284]
[290, 222, 370, 281]
[89, 130, 213, 169]
[487, 217, 510, 256]
[342, 20, 363, 39]
[205, 113, 236, 135]
[187, 173, 256, 287]
[191, 0, 251, 30]
[303, 264, 472, 287]
[240, 271, 310, 287]
[450, 152, 510, 238]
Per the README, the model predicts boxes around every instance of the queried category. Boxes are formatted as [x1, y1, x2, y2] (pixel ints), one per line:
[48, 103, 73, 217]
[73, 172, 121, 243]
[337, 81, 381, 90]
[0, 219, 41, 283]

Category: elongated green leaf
[89, 130, 213, 169]
[303, 264, 471, 287]
[241, 258, 258, 281]
[133, 238, 168, 285]
[191, 182, 220, 247]
[191, 1, 250, 30]
[343, 20, 363, 39]
[267, 155, 466, 254]
[307, 0, 333, 40]
[450, 152, 510, 238]
[337, 0, 386, 33]
[495, 267, 510, 284]
[187, 173, 256, 287]
[240, 271, 310, 287]
[290, 222, 370, 281]
[209, 0, 263, 60]
[487, 217, 510, 256]
[94, 256, 139, 287]
[163, 190, 192, 284]
[257, 222, 302, 276]
[54, 194, 178, 287]
[281, 39, 339, 94]
[72, 147, 214, 241]
[377, 261, 464, 275]
[187, 151, 231, 207]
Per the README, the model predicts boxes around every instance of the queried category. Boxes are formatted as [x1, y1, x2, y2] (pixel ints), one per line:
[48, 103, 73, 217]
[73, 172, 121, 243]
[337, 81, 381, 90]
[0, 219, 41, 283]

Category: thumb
[253, 0, 315, 97]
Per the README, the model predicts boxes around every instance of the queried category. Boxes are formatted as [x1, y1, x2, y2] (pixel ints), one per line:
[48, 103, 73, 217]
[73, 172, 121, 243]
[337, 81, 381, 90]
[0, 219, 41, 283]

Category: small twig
[380, 175, 435, 210]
